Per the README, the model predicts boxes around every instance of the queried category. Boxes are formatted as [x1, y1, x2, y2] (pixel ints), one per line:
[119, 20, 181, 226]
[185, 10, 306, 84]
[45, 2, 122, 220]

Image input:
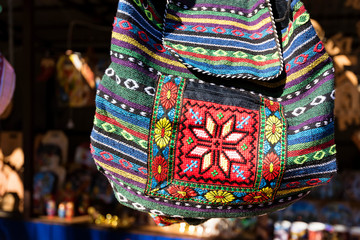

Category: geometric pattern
[174, 100, 259, 188]
[146, 75, 287, 205]
[91, 0, 336, 225]
[162, 0, 283, 79]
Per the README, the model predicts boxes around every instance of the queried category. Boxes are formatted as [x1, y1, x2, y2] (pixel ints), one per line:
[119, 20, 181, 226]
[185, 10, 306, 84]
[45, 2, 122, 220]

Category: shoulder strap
[161, 0, 284, 80]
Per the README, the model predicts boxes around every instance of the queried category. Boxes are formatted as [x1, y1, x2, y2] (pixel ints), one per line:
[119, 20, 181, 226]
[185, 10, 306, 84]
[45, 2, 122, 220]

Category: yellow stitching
[95, 160, 147, 184]
[276, 186, 312, 196]
[112, 32, 186, 69]
[251, 53, 330, 88]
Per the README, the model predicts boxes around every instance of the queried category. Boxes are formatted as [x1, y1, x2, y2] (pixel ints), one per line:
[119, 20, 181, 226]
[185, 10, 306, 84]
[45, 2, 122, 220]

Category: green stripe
[131, 0, 162, 29]
[170, 4, 269, 22]
[96, 108, 149, 135]
[287, 133, 334, 152]
[110, 45, 197, 78]
[101, 75, 154, 107]
[147, 0, 164, 23]
[95, 117, 148, 149]
[167, 52, 280, 70]
[286, 102, 334, 125]
[108, 61, 156, 86]
[282, 63, 333, 96]
[287, 145, 336, 166]
[113, 177, 144, 192]
[285, 81, 333, 112]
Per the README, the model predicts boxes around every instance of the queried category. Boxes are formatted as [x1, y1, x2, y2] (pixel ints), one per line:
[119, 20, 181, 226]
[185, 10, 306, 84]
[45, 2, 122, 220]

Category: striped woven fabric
[163, 0, 283, 79]
[90, 0, 336, 224]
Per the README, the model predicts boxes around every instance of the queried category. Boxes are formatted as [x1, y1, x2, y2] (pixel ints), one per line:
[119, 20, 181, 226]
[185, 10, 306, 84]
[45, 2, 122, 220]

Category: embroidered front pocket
[145, 75, 287, 205]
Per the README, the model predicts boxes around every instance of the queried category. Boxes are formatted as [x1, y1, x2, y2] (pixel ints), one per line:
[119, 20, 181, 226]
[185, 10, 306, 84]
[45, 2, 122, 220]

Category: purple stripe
[284, 56, 331, 89]
[285, 51, 330, 89]
[94, 156, 147, 188]
[110, 54, 189, 78]
[110, 56, 156, 76]
[111, 29, 174, 64]
[96, 167, 146, 190]
[284, 50, 324, 77]
[287, 114, 333, 131]
[98, 84, 152, 113]
[190, 0, 266, 13]
[110, 39, 188, 74]
[94, 154, 147, 177]
[169, 10, 271, 27]
[112, 27, 161, 44]
[169, 21, 272, 33]
[282, 74, 333, 106]
[112, 171, 146, 189]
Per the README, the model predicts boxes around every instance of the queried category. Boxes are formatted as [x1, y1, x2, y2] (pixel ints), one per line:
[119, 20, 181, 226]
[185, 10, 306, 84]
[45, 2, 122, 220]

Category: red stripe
[288, 139, 335, 158]
[166, 46, 280, 66]
[282, 5, 306, 42]
[96, 113, 148, 140]
[293, 5, 306, 20]
[146, 3, 161, 22]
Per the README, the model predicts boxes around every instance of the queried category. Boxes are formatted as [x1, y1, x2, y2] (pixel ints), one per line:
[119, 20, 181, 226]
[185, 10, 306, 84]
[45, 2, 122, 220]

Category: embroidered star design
[186, 112, 248, 178]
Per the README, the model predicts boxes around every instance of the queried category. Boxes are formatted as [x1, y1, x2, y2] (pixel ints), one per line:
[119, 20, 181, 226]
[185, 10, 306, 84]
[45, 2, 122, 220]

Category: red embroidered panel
[174, 99, 260, 189]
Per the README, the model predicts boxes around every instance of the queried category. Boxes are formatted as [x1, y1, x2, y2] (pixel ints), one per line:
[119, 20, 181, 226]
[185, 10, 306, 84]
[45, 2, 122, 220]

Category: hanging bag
[91, 0, 336, 226]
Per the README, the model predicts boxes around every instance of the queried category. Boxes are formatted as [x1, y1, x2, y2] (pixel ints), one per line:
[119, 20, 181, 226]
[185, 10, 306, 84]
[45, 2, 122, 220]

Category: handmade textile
[90, 0, 336, 224]
[162, 0, 283, 79]
[146, 75, 287, 206]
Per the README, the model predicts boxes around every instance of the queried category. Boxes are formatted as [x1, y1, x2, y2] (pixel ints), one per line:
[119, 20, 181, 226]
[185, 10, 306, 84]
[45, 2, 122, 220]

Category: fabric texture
[162, 0, 283, 79]
[90, 0, 336, 224]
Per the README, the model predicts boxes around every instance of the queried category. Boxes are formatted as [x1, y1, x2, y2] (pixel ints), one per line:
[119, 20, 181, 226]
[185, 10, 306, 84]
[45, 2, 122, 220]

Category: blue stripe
[92, 145, 147, 174]
[284, 160, 337, 177]
[184, 58, 280, 76]
[96, 96, 150, 129]
[118, 1, 162, 40]
[92, 130, 148, 162]
[287, 122, 334, 145]
[165, 34, 277, 51]
[114, 16, 174, 58]
[283, 26, 316, 59]
[166, 23, 273, 40]
[279, 177, 330, 189]
[284, 39, 319, 66]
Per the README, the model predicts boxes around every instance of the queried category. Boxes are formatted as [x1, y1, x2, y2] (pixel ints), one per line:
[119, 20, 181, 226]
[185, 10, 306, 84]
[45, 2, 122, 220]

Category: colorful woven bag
[90, 0, 336, 225]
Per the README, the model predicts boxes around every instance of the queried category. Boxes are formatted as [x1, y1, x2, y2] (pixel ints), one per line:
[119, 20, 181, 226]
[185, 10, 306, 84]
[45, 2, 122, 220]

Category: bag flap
[162, 0, 283, 80]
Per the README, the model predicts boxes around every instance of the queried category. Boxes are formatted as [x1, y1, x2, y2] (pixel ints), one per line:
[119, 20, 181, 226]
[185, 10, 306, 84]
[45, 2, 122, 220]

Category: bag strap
[274, 0, 292, 23]
[161, 0, 284, 80]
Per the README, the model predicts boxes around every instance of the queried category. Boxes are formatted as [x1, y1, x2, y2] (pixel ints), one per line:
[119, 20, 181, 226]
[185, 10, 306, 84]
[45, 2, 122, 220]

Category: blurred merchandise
[45, 199, 56, 218]
[319, 204, 353, 226]
[307, 222, 326, 240]
[274, 221, 291, 240]
[0, 132, 23, 213]
[350, 227, 360, 240]
[56, 54, 94, 107]
[58, 202, 65, 218]
[290, 221, 308, 240]
[0, 52, 16, 116]
[65, 201, 74, 219]
[88, 207, 136, 229]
